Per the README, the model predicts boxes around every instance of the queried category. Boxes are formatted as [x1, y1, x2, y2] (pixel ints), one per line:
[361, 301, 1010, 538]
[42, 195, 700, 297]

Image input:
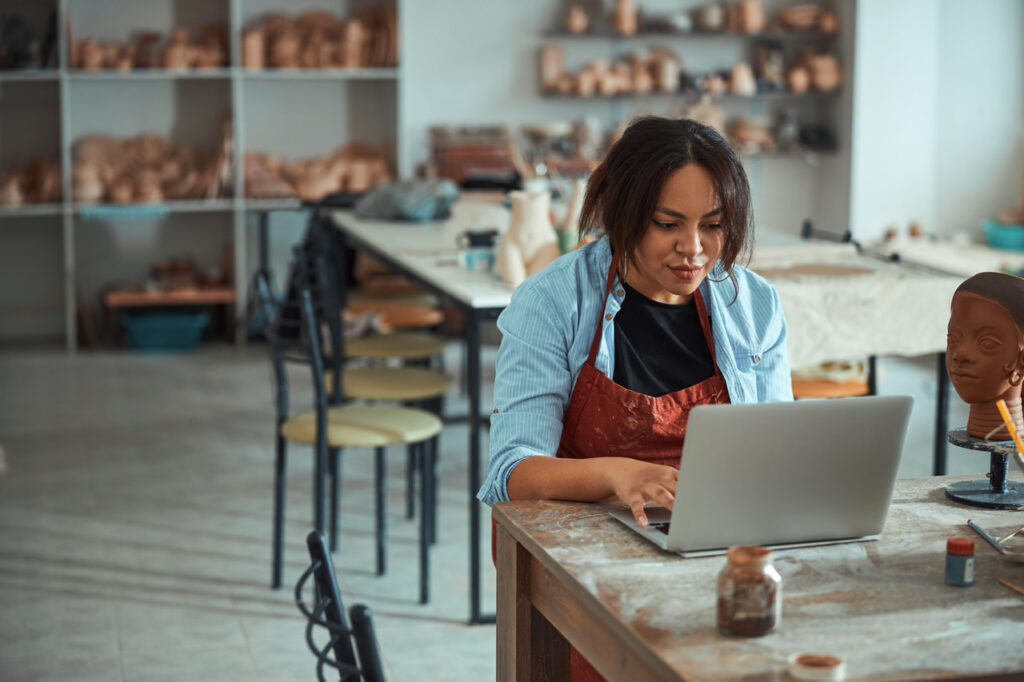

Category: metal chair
[296, 530, 386, 682]
[300, 217, 450, 537]
[256, 269, 437, 604]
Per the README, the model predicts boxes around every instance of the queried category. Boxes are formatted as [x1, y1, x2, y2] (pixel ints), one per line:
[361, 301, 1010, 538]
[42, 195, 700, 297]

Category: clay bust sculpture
[946, 272, 1024, 440]
[496, 190, 561, 288]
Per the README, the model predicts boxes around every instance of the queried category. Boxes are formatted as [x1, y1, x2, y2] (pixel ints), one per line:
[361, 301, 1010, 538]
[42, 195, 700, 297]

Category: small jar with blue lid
[945, 536, 974, 587]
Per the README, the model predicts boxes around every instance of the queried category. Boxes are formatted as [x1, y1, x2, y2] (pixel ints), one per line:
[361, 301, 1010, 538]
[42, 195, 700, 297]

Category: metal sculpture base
[944, 429, 1024, 510]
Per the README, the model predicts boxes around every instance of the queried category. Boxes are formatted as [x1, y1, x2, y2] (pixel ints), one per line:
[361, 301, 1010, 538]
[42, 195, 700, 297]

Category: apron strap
[586, 259, 620, 366]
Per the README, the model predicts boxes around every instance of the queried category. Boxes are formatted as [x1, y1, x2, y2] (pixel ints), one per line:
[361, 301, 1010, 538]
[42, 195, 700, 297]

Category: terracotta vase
[0, 176, 22, 207]
[163, 29, 191, 70]
[738, 0, 766, 34]
[79, 40, 104, 70]
[539, 46, 564, 92]
[242, 29, 265, 68]
[497, 190, 561, 288]
[270, 28, 300, 68]
[787, 65, 810, 93]
[567, 5, 589, 34]
[809, 54, 842, 92]
[615, 0, 638, 35]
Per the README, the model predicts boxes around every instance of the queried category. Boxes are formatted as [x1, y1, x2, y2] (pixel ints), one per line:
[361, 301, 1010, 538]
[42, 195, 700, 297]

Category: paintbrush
[995, 399, 1024, 473]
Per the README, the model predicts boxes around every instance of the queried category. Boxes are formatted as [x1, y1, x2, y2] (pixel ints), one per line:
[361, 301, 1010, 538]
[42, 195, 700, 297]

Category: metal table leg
[934, 352, 948, 475]
[466, 310, 496, 624]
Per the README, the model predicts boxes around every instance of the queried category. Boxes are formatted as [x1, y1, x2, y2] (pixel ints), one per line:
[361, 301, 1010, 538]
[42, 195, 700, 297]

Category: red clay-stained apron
[562, 260, 732, 682]
[492, 260, 730, 682]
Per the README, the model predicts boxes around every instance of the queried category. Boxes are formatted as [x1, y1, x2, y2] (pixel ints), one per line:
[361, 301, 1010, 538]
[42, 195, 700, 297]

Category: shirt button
[753, 355, 762, 363]
[605, 313, 613, 321]
[492, 409, 499, 414]
[616, 289, 624, 297]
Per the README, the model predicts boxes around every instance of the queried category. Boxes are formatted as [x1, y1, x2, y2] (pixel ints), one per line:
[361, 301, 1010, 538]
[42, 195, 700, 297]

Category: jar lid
[788, 653, 846, 681]
[947, 536, 974, 556]
[726, 545, 771, 564]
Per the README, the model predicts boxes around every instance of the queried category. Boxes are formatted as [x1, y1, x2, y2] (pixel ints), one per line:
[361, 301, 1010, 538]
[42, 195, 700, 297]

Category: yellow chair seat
[791, 377, 869, 399]
[334, 367, 454, 401]
[345, 332, 448, 360]
[281, 404, 443, 448]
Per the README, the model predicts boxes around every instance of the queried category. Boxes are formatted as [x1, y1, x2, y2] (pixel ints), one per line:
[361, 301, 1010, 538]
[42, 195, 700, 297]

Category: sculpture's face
[946, 292, 1024, 405]
[625, 163, 724, 305]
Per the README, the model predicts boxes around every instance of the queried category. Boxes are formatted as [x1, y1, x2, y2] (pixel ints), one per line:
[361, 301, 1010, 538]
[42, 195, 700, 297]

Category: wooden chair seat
[334, 366, 454, 401]
[791, 377, 870, 399]
[345, 331, 448, 360]
[281, 404, 443, 448]
[345, 300, 444, 330]
[348, 288, 438, 307]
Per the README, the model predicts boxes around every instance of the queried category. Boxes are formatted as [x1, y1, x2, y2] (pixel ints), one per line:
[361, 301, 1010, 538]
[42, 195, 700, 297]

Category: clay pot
[778, 5, 820, 30]
[809, 54, 841, 91]
[567, 4, 589, 34]
[787, 65, 810, 93]
[694, 3, 726, 32]
[651, 48, 681, 92]
[819, 12, 839, 34]
[339, 20, 366, 68]
[738, 0, 766, 34]
[270, 27, 300, 68]
[615, 0, 638, 35]
[242, 29, 265, 68]
[73, 164, 104, 203]
[539, 46, 564, 92]
[135, 171, 163, 203]
[163, 29, 192, 69]
[114, 46, 134, 71]
[575, 69, 597, 96]
[730, 61, 757, 96]
[0, 176, 22, 207]
[108, 175, 135, 204]
[346, 160, 373, 193]
[79, 40, 104, 70]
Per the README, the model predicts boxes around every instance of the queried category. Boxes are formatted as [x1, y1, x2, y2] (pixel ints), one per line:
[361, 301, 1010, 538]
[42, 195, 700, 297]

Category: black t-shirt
[611, 282, 716, 397]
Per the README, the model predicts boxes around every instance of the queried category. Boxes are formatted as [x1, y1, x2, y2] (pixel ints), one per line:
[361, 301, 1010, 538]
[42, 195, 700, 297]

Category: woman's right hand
[602, 458, 678, 527]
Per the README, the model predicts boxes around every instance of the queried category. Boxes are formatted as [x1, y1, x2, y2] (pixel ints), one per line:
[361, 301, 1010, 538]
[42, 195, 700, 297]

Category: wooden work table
[494, 476, 1024, 681]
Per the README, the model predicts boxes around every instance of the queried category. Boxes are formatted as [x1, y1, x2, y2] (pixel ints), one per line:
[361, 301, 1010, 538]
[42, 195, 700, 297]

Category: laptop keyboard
[649, 521, 670, 535]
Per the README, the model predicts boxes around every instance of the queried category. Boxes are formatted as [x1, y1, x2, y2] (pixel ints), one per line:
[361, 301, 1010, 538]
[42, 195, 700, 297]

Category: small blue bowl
[984, 220, 1024, 252]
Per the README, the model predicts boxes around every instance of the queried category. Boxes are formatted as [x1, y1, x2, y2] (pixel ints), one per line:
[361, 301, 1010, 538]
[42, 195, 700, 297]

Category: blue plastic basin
[121, 311, 210, 353]
[984, 220, 1024, 252]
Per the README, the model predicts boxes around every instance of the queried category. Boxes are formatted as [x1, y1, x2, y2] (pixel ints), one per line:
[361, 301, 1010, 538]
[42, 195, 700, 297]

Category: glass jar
[717, 545, 782, 637]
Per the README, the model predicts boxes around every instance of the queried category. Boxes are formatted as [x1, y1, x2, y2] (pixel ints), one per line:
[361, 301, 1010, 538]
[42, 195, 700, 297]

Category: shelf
[76, 200, 236, 219]
[105, 287, 236, 308]
[544, 30, 837, 41]
[0, 204, 65, 218]
[0, 70, 60, 82]
[542, 90, 840, 101]
[240, 68, 400, 81]
[243, 197, 305, 211]
[67, 68, 233, 81]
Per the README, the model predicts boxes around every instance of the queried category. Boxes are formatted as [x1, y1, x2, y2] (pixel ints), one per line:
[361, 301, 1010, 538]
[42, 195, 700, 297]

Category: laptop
[610, 395, 913, 556]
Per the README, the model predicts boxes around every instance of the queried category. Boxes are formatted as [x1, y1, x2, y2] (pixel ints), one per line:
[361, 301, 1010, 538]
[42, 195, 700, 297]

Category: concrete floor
[0, 342, 980, 681]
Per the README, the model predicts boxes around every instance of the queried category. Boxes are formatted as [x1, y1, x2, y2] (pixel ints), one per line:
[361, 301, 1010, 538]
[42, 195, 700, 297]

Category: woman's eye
[703, 223, 723, 230]
[652, 220, 675, 229]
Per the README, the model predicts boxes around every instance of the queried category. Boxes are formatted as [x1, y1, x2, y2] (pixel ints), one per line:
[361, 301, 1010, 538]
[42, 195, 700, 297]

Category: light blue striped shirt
[478, 236, 793, 505]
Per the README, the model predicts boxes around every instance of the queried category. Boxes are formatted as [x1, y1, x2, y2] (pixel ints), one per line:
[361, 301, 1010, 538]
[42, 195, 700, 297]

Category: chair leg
[329, 446, 341, 552]
[419, 441, 434, 604]
[405, 445, 416, 520]
[272, 433, 288, 589]
[429, 435, 439, 545]
[375, 446, 386, 576]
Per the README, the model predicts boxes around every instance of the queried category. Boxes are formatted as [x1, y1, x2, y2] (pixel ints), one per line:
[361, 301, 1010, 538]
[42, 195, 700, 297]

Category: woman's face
[946, 292, 1024, 405]
[625, 164, 725, 305]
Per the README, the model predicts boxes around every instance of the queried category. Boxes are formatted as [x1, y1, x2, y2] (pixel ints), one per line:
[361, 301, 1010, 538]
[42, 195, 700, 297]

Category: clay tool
[998, 577, 1024, 597]
[994, 399, 1024, 472]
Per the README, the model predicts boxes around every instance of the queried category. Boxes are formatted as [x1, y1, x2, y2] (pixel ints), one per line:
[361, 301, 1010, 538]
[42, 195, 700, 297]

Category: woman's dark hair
[579, 116, 753, 290]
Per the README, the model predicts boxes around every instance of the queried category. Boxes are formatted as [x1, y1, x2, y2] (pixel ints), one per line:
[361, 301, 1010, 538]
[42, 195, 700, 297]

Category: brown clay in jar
[717, 545, 781, 637]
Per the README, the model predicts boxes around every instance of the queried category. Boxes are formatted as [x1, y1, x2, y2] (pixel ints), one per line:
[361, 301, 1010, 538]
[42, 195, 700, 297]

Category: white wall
[849, 0, 1024, 242]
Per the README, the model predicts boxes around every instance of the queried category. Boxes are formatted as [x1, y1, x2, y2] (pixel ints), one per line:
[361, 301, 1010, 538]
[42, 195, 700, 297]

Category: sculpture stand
[944, 429, 1024, 510]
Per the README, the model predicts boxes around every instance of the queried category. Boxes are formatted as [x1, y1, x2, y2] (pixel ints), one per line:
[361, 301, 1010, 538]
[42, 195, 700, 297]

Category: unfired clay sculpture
[497, 190, 561, 288]
[947, 272, 1024, 440]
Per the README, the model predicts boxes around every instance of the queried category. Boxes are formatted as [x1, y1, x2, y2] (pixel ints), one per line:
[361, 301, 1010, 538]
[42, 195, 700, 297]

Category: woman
[480, 115, 792, 519]
[479, 116, 791, 680]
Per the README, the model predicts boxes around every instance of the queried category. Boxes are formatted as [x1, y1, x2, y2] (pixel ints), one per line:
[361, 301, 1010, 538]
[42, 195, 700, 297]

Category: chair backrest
[252, 266, 329, 427]
[296, 530, 387, 682]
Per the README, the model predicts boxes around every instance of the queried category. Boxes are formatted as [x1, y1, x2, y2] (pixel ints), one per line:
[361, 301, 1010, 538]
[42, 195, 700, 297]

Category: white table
[332, 207, 513, 625]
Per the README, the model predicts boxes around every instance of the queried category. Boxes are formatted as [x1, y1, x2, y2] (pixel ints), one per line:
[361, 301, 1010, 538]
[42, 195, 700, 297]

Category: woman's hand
[602, 458, 678, 527]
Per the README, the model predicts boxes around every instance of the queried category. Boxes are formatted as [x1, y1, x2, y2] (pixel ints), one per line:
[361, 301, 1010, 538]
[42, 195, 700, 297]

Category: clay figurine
[539, 46, 564, 92]
[497, 190, 561, 288]
[242, 28, 265, 68]
[809, 53, 842, 92]
[738, 0, 766, 34]
[163, 29, 192, 70]
[729, 61, 757, 96]
[947, 272, 1024, 440]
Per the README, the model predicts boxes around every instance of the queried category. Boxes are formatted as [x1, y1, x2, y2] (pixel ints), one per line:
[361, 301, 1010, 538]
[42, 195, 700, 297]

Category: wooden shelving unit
[0, 0, 402, 351]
